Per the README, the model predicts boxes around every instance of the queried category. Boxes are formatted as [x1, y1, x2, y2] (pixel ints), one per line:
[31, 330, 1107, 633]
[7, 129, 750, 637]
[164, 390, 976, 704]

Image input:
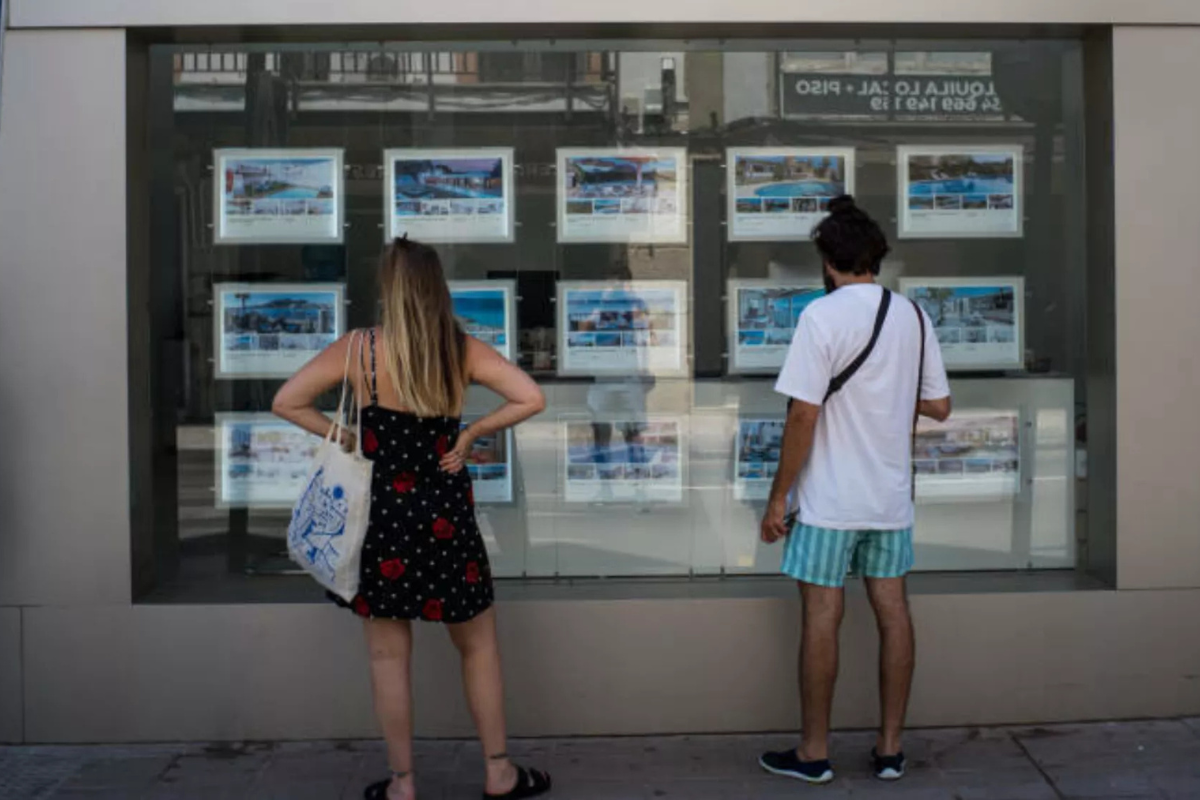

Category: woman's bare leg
[447, 607, 518, 795]
[364, 618, 416, 800]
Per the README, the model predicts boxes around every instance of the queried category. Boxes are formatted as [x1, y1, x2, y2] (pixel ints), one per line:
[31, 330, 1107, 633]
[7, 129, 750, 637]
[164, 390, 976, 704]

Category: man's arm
[760, 399, 821, 544]
[918, 396, 951, 422]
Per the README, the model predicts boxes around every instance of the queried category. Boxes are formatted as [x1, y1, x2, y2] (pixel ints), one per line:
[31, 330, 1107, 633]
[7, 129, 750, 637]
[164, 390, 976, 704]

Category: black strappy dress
[330, 330, 495, 623]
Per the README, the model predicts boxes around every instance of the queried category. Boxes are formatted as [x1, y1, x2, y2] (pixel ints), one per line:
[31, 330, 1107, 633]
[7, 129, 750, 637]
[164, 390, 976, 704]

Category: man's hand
[760, 497, 791, 545]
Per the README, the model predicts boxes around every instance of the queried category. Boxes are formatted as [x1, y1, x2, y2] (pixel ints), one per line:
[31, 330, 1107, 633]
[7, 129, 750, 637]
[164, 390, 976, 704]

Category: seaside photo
[214, 283, 345, 378]
[734, 419, 784, 500]
[449, 280, 516, 361]
[727, 281, 822, 373]
[563, 418, 684, 504]
[898, 146, 1023, 238]
[557, 148, 688, 243]
[558, 281, 687, 376]
[913, 411, 1020, 500]
[214, 149, 344, 244]
[216, 414, 321, 508]
[462, 423, 513, 504]
[385, 148, 514, 243]
[727, 148, 855, 241]
[901, 277, 1024, 370]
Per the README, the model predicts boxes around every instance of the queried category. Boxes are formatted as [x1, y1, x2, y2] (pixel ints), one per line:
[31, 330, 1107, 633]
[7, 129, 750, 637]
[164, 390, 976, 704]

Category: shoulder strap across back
[822, 288, 892, 403]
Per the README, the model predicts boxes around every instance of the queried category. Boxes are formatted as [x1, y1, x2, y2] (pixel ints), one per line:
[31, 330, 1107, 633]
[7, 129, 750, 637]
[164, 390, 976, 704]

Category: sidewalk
[3, 719, 1199, 799]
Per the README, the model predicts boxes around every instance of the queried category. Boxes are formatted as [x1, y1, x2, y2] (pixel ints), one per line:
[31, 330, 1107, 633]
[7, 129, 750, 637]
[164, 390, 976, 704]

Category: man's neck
[834, 274, 876, 289]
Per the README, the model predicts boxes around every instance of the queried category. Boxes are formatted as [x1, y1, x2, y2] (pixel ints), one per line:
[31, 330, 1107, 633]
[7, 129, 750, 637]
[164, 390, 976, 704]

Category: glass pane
[135, 36, 1092, 601]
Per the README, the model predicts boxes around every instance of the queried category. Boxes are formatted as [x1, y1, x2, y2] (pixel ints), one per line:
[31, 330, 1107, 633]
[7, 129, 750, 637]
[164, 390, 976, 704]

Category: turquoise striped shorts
[781, 524, 914, 587]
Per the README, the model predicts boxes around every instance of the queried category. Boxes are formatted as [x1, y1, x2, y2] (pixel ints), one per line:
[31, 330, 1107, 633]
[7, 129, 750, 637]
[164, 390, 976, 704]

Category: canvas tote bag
[287, 330, 374, 601]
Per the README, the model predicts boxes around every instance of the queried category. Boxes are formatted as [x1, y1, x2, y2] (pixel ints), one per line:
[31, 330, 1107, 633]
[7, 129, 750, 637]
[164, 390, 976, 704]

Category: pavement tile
[1013, 719, 1198, 768]
[10, 721, 1200, 800]
[0, 752, 84, 800]
[53, 756, 173, 793]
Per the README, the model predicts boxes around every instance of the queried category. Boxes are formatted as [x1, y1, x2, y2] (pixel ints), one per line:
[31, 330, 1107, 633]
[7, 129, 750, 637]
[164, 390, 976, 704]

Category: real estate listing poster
[557, 281, 687, 377]
[562, 417, 684, 504]
[900, 277, 1024, 370]
[734, 418, 785, 501]
[913, 410, 1021, 501]
[213, 149, 345, 244]
[385, 148, 515, 243]
[462, 424, 513, 504]
[449, 280, 516, 362]
[557, 148, 688, 244]
[216, 414, 321, 508]
[726, 148, 855, 241]
[727, 280, 822, 374]
[214, 283, 345, 379]
[897, 145, 1023, 239]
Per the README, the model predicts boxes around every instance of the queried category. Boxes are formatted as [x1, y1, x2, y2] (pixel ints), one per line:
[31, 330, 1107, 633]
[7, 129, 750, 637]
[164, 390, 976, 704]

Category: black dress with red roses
[330, 332, 494, 624]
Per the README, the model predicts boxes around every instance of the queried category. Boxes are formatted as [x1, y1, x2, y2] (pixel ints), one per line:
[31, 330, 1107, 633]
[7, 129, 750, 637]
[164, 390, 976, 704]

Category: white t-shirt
[774, 283, 951, 530]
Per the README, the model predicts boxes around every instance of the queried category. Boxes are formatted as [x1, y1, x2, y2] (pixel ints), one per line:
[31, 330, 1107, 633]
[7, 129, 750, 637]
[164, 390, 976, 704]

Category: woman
[273, 237, 550, 800]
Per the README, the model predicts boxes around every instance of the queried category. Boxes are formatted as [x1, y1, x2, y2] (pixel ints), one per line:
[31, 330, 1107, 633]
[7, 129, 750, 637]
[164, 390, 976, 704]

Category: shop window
[130, 37, 1098, 602]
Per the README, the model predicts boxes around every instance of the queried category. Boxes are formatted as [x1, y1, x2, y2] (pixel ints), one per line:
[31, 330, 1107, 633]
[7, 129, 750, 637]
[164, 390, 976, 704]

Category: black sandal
[364, 771, 410, 799]
[483, 765, 552, 799]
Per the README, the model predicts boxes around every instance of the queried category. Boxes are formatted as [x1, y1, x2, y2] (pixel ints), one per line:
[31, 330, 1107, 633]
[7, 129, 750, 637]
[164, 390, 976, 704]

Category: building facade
[0, 1, 1198, 743]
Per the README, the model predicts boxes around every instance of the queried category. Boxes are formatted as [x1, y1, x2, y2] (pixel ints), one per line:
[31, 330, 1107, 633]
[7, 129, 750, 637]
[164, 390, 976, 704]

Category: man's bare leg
[864, 576, 915, 756]
[797, 582, 845, 761]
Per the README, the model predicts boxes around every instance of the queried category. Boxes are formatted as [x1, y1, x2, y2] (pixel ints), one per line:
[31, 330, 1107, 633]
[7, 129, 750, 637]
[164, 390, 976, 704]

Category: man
[758, 196, 951, 784]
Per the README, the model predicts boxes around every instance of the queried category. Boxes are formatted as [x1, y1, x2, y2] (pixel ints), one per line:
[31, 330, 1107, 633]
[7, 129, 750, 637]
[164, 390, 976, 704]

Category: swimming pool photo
[907, 152, 1015, 199]
[733, 153, 847, 200]
[393, 156, 505, 201]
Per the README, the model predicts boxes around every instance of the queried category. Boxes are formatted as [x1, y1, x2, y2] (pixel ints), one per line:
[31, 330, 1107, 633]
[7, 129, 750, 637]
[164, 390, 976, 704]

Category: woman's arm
[440, 336, 545, 473]
[272, 333, 359, 441]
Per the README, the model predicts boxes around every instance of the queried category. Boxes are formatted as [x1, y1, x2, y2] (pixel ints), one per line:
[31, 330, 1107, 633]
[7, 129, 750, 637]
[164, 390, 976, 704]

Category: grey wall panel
[1112, 27, 1200, 590]
[22, 591, 1200, 742]
[12, 0, 1200, 28]
[0, 609, 22, 743]
[0, 30, 131, 607]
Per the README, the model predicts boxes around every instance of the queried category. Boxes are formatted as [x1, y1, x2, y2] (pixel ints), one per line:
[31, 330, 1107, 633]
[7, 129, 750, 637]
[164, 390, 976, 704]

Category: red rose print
[422, 599, 444, 621]
[392, 472, 416, 493]
[380, 559, 406, 580]
[465, 562, 480, 584]
[435, 435, 450, 457]
[352, 596, 371, 617]
[363, 428, 379, 455]
[432, 517, 455, 540]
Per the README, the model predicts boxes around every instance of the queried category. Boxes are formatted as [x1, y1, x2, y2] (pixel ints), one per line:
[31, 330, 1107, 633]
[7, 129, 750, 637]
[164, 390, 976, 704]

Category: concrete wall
[1, 20, 1200, 743]
[19, 591, 1200, 742]
[1112, 27, 1200, 590]
[0, 29, 131, 608]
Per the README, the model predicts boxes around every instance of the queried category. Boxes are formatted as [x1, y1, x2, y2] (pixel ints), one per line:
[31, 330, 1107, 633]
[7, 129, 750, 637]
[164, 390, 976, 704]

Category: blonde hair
[378, 237, 467, 417]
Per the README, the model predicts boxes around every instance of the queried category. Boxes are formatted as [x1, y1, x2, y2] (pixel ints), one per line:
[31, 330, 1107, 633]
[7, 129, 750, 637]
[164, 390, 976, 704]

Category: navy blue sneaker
[758, 749, 835, 784]
[871, 748, 906, 781]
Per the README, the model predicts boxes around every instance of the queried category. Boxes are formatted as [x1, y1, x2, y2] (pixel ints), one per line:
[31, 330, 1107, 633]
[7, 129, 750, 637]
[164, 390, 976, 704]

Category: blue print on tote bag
[289, 466, 350, 581]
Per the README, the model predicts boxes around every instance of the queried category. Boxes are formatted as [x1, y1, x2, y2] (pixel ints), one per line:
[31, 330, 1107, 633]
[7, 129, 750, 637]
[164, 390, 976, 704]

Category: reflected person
[273, 237, 551, 800]
[585, 256, 651, 495]
[758, 197, 951, 785]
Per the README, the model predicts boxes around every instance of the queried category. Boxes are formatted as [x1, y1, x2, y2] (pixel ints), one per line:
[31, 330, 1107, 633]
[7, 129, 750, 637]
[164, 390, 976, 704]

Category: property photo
[215, 284, 344, 378]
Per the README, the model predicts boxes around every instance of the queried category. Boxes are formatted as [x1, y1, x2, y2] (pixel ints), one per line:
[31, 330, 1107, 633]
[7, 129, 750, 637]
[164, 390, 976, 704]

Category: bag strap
[823, 288, 892, 403]
[785, 288, 892, 414]
[369, 328, 378, 405]
[909, 298, 927, 500]
[358, 327, 379, 406]
[327, 329, 364, 455]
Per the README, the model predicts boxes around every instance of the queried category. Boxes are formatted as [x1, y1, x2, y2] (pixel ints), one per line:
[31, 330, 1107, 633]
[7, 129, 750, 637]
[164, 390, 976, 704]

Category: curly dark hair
[811, 195, 890, 276]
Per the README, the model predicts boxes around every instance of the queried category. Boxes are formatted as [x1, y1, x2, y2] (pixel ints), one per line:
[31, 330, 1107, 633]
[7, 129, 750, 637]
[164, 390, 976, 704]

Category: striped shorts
[781, 524, 914, 588]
